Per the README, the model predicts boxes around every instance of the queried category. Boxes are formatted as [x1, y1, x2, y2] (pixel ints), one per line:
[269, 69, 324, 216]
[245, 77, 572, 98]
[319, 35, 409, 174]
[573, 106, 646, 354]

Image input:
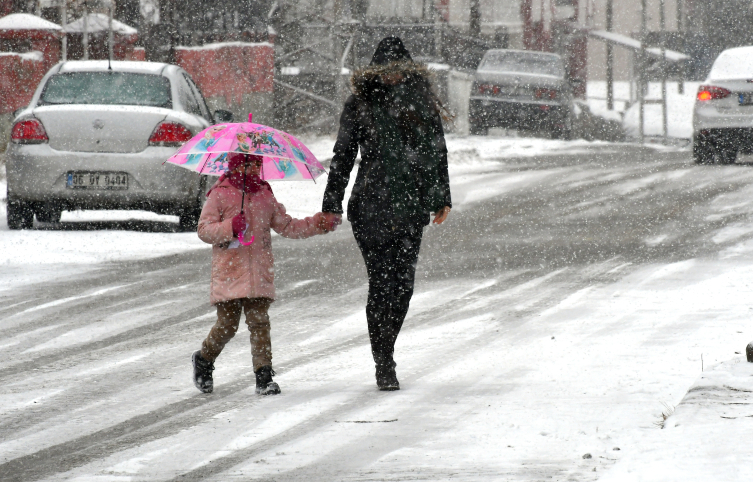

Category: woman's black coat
[322, 64, 452, 245]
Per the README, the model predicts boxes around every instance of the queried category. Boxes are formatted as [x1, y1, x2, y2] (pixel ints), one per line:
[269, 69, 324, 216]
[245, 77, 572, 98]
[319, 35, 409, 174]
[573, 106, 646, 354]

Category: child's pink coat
[198, 178, 326, 304]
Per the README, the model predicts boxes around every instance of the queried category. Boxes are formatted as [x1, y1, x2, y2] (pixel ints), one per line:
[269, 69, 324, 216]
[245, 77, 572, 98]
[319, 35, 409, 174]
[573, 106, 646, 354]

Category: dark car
[469, 49, 574, 138]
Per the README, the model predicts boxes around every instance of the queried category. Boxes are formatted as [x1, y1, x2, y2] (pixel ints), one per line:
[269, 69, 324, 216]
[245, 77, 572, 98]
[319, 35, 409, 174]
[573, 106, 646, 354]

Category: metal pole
[606, 0, 613, 110]
[660, 0, 668, 145]
[470, 0, 481, 38]
[639, 0, 646, 144]
[677, 0, 684, 95]
[83, 1, 89, 60]
[61, 2, 67, 61]
[434, 2, 443, 60]
[108, 3, 114, 63]
[333, 0, 346, 109]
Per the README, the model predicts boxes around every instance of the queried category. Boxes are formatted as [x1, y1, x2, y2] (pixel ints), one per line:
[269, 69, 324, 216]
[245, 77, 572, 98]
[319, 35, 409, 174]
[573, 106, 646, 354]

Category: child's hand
[317, 212, 341, 232]
[323, 212, 342, 230]
[232, 213, 247, 237]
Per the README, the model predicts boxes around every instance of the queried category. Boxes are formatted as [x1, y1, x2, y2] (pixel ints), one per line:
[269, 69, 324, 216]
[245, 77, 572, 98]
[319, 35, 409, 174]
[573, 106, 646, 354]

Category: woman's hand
[432, 206, 451, 225]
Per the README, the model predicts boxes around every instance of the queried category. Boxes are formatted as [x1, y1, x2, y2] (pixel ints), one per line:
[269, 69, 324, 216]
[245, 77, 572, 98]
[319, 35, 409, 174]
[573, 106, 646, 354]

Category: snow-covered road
[1, 137, 753, 481]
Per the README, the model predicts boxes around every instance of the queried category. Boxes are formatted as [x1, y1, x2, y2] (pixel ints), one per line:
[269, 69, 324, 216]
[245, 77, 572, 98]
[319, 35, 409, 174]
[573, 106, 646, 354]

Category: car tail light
[477, 83, 500, 95]
[148, 122, 192, 147]
[697, 85, 731, 101]
[535, 88, 558, 100]
[11, 118, 48, 144]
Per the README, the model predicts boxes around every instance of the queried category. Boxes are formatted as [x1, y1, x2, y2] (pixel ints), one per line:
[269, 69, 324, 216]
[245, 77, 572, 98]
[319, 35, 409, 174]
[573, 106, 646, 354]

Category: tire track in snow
[0, 265, 580, 481]
[0, 303, 212, 384]
[160, 261, 625, 481]
[7, 147, 753, 480]
[0, 254, 629, 482]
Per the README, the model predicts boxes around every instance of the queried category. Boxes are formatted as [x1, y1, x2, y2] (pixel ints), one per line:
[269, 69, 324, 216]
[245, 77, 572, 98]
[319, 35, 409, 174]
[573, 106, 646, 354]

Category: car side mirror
[214, 110, 233, 123]
[12, 107, 23, 118]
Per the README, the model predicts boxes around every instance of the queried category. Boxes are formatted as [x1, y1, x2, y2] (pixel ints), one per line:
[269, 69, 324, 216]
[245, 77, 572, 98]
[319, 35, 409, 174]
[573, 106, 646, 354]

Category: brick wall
[175, 42, 274, 124]
[0, 51, 46, 115]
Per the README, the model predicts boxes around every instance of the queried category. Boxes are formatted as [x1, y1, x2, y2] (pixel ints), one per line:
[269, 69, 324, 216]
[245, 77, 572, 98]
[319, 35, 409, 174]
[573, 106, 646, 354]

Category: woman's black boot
[376, 364, 400, 391]
[255, 366, 281, 395]
[192, 351, 214, 393]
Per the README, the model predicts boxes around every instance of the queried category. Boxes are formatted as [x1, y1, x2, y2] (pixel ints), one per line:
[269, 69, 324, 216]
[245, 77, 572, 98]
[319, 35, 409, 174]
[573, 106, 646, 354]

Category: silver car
[5, 60, 230, 230]
[693, 46, 753, 164]
[469, 49, 573, 138]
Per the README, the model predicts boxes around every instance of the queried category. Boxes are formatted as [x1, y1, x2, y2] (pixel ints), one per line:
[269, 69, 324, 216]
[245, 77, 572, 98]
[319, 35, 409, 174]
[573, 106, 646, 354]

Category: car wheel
[552, 115, 574, 140]
[7, 198, 34, 230]
[718, 147, 738, 165]
[693, 141, 713, 164]
[552, 126, 572, 140]
[179, 207, 201, 232]
[178, 176, 208, 232]
[469, 118, 488, 136]
[35, 204, 62, 224]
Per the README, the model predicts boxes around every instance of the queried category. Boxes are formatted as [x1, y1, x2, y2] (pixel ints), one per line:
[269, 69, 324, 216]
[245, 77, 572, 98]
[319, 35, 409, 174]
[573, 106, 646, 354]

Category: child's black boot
[255, 365, 281, 395]
[192, 350, 214, 393]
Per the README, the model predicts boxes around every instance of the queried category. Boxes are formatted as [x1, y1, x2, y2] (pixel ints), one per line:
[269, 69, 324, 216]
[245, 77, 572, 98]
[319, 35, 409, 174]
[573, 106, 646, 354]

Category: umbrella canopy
[166, 114, 326, 181]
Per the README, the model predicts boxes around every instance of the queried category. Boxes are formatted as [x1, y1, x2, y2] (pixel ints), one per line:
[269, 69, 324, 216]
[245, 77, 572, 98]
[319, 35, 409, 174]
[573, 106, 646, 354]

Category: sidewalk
[601, 356, 753, 481]
[587, 81, 700, 141]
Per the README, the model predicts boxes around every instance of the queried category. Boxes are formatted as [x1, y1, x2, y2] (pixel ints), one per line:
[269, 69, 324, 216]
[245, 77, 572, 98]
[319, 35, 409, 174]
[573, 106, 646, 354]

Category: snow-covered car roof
[708, 46, 753, 81]
[57, 60, 170, 75]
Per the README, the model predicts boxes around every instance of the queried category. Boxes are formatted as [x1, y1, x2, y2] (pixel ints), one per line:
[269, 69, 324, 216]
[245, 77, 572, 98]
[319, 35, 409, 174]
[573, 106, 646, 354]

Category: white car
[5, 60, 231, 230]
[693, 46, 753, 164]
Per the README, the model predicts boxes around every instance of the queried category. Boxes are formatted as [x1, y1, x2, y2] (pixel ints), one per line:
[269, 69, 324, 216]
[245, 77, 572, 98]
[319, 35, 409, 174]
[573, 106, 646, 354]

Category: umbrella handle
[248, 113, 253, 123]
[240, 163, 247, 214]
[238, 234, 255, 246]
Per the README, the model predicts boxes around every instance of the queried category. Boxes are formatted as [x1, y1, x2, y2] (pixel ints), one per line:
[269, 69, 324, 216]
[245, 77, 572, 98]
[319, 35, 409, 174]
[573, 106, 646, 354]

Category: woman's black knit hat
[371, 36, 413, 65]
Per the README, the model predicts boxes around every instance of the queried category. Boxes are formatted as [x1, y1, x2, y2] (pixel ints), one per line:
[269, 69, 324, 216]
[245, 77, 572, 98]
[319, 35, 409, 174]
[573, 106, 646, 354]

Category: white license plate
[67, 172, 128, 190]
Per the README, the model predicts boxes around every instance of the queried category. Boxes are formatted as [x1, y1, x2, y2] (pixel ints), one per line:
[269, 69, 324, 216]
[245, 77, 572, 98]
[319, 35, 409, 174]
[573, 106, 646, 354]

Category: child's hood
[207, 176, 274, 199]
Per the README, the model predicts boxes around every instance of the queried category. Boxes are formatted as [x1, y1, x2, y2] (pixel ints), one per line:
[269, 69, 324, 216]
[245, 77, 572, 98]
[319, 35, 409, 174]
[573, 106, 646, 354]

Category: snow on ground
[5, 212, 753, 479]
[588, 81, 700, 139]
[3, 139, 753, 479]
[601, 356, 753, 481]
[535, 256, 753, 481]
[0, 134, 620, 277]
[0, 175, 208, 289]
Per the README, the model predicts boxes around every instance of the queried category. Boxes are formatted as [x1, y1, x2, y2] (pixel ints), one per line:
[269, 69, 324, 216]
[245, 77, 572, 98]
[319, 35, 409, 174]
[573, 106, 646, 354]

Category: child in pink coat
[192, 152, 334, 395]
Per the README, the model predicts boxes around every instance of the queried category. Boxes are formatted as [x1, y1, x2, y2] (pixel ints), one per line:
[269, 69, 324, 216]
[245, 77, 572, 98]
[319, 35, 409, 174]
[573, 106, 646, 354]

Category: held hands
[432, 206, 451, 225]
[231, 213, 247, 237]
[318, 212, 343, 233]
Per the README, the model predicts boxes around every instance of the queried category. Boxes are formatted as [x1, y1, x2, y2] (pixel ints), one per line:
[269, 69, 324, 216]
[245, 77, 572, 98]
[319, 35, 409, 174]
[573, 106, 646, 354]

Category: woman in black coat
[321, 37, 452, 391]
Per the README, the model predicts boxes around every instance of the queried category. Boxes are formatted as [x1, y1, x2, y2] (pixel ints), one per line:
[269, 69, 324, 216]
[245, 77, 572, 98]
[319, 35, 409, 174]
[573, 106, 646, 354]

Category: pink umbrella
[165, 114, 326, 181]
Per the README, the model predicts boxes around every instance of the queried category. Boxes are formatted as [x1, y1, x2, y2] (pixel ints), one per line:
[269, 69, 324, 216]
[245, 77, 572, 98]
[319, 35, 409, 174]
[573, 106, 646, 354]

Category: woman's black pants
[354, 227, 423, 372]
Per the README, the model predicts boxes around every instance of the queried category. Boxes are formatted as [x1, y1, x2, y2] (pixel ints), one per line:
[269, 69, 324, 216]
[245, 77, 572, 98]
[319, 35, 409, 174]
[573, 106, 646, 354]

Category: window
[480, 52, 564, 77]
[182, 72, 212, 121]
[178, 73, 203, 117]
[39, 72, 172, 108]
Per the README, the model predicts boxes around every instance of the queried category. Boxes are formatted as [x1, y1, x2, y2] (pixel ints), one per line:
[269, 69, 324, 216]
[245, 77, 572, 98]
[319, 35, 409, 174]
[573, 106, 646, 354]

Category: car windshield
[39, 72, 172, 108]
[479, 52, 564, 77]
